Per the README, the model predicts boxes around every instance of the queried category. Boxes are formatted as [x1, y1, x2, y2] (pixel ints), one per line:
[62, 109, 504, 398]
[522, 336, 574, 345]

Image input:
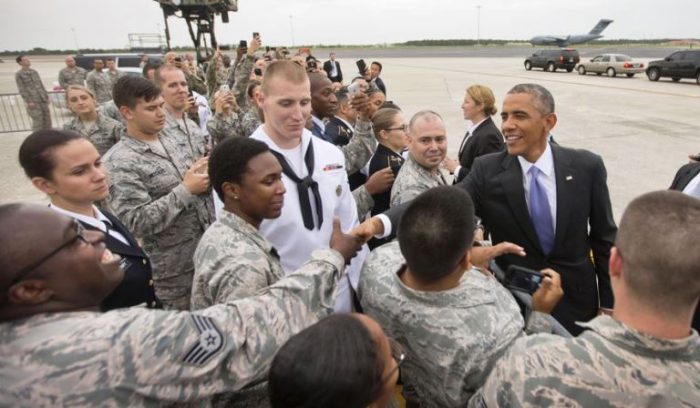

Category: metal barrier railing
[0, 91, 73, 133]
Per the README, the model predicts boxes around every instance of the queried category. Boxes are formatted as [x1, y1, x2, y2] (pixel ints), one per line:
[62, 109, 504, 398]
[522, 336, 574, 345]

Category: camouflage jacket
[352, 184, 374, 219]
[341, 119, 377, 175]
[226, 54, 255, 109]
[103, 133, 214, 284]
[206, 107, 260, 144]
[58, 66, 87, 89]
[469, 315, 700, 408]
[185, 70, 208, 96]
[192, 209, 285, 310]
[359, 241, 551, 408]
[15, 68, 48, 103]
[390, 154, 449, 207]
[86, 70, 113, 104]
[162, 109, 210, 153]
[100, 100, 126, 125]
[0, 249, 345, 407]
[63, 112, 124, 155]
[106, 69, 125, 87]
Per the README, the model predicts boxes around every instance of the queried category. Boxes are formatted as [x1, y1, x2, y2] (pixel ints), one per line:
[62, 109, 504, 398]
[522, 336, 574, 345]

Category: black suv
[646, 50, 700, 85]
[524, 49, 580, 72]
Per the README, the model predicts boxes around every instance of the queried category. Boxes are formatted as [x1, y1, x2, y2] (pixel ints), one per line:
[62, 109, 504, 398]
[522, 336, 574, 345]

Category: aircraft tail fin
[589, 19, 613, 35]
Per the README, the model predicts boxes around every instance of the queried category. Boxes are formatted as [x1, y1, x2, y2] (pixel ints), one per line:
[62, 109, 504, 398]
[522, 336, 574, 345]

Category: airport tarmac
[1, 51, 698, 223]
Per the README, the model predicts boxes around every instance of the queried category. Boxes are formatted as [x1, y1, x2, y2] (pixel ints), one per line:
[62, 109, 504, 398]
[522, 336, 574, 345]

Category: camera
[504, 265, 544, 294]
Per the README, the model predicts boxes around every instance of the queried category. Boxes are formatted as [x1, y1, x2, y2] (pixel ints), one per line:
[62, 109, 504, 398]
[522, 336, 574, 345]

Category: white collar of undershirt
[333, 115, 355, 132]
[517, 141, 554, 178]
[468, 116, 489, 135]
[311, 115, 325, 132]
[49, 203, 111, 233]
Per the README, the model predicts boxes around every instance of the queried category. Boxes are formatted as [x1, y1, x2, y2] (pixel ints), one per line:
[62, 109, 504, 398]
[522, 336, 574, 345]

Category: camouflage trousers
[27, 103, 51, 131]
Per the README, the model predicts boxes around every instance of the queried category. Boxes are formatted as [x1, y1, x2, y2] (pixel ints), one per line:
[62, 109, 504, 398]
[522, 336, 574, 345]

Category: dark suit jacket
[81, 211, 159, 310]
[455, 116, 504, 182]
[669, 161, 700, 191]
[325, 117, 366, 190]
[323, 60, 343, 83]
[373, 77, 386, 95]
[669, 161, 700, 332]
[369, 144, 405, 216]
[386, 144, 617, 335]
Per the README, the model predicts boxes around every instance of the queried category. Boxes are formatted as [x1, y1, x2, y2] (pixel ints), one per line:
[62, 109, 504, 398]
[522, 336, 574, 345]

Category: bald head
[308, 73, 337, 119]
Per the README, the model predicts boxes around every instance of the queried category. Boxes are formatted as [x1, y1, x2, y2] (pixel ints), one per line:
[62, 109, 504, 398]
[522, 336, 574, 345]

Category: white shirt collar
[311, 115, 325, 132]
[253, 124, 312, 155]
[517, 141, 554, 178]
[468, 116, 489, 135]
[49, 204, 111, 233]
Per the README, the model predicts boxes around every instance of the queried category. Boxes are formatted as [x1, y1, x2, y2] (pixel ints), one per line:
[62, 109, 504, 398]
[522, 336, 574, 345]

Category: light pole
[476, 5, 481, 46]
[71, 27, 80, 53]
[289, 15, 295, 47]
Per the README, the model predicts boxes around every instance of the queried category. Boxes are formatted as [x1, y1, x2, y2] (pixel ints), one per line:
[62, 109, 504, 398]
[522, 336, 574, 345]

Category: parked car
[576, 54, 644, 78]
[524, 49, 580, 72]
[75, 53, 163, 76]
[646, 50, 700, 85]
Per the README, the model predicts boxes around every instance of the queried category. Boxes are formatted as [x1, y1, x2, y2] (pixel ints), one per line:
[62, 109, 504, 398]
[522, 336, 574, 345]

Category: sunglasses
[10, 220, 87, 286]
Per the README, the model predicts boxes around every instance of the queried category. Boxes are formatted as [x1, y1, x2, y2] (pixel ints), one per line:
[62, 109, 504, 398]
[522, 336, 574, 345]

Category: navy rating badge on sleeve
[183, 315, 225, 365]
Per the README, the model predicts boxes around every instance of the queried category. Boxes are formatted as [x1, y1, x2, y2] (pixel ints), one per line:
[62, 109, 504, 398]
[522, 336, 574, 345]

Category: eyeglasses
[382, 337, 406, 383]
[10, 220, 87, 286]
[386, 124, 408, 132]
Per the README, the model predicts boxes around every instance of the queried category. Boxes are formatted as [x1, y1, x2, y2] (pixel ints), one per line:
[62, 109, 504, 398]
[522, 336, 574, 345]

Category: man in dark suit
[370, 61, 386, 95]
[323, 52, 343, 83]
[355, 84, 617, 335]
[669, 156, 700, 332]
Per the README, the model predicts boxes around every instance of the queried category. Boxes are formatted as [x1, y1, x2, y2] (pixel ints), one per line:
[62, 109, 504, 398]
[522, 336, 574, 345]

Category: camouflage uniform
[103, 133, 214, 310]
[100, 100, 126, 125]
[63, 111, 124, 155]
[359, 241, 552, 407]
[86, 70, 113, 104]
[58, 66, 87, 89]
[206, 107, 261, 144]
[390, 154, 449, 207]
[15, 67, 51, 131]
[205, 59, 231, 100]
[469, 315, 700, 408]
[106, 69, 125, 87]
[192, 209, 285, 309]
[341, 119, 377, 175]
[352, 184, 374, 219]
[0, 249, 345, 407]
[226, 54, 255, 109]
[162, 109, 210, 153]
[185, 70, 208, 96]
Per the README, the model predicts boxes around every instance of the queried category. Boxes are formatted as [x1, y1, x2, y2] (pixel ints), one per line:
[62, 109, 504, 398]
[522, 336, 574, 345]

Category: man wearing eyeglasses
[0, 203, 357, 406]
[389, 110, 450, 207]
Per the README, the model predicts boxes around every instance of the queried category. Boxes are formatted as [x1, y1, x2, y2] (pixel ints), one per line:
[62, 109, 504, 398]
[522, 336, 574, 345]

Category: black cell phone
[239, 40, 247, 48]
[356, 59, 367, 75]
[253, 32, 260, 38]
[504, 265, 544, 294]
[254, 68, 263, 76]
[387, 156, 402, 176]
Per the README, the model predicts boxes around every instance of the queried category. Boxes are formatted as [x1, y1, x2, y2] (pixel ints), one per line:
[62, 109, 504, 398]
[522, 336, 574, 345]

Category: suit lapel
[552, 145, 574, 251]
[498, 155, 542, 252]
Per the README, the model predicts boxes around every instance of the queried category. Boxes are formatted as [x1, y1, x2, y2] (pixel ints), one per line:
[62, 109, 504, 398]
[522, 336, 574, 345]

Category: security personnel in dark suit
[323, 52, 343, 83]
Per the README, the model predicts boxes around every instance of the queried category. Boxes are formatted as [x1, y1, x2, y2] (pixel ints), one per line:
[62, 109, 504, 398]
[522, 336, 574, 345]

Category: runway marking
[390, 63, 700, 99]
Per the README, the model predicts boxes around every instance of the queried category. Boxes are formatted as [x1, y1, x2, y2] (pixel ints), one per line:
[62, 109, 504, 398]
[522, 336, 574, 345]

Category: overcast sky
[2, 0, 698, 51]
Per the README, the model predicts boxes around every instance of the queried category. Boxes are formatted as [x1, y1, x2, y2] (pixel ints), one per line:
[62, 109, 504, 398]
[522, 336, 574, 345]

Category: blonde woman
[63, 85, 124, 155]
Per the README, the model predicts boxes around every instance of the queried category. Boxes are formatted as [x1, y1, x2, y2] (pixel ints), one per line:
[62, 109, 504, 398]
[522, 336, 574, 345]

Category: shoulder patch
[182, 315, 225, 365]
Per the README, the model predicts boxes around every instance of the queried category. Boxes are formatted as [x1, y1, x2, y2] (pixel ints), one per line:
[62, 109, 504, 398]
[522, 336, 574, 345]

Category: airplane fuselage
[530, 34, 603, 47]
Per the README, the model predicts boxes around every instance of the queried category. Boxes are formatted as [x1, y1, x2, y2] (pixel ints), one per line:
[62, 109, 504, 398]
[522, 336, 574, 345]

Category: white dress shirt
[49, 203, 130, 245]
[251, 125, 368, 312]
[517, 142, 557, 230]
[682, 171, 700, 198]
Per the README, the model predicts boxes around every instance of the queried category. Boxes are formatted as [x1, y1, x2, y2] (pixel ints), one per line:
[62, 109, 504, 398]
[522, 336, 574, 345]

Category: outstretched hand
[330, 218, 363, 264]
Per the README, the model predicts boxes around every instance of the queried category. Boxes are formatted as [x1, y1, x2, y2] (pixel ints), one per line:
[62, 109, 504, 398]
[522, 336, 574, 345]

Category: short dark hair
[112, 75, 160, 110]
[208, 137, 270, 200]
[616, 190, 700, 315]
[142, 61, 162, 78]
[268, 314, 385, 408]
[371, 61, 383, 72]
[18, 129, 83, 179]
[398, 186, 476, 281]
[15, 55, 25, 64]
[105, 57, 114, 62]
[247, 80, 261, 100]
[507, 83, 555, 115]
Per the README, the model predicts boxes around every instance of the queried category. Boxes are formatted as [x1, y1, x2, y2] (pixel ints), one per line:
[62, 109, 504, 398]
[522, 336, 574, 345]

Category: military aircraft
[154, 0, 239, 62]
[530, 19, 613, 47]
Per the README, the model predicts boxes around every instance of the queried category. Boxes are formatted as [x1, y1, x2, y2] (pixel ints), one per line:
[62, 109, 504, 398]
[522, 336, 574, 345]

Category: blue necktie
[528, 166, 554, 255]
[312, 122, 324, 139]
